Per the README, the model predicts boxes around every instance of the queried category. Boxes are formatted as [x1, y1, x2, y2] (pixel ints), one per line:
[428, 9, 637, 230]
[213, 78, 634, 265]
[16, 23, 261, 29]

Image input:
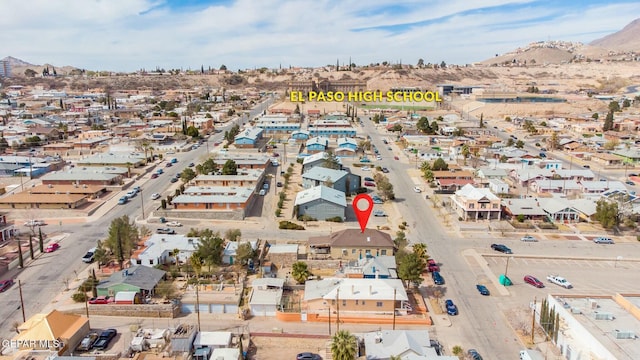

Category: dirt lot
[249, 336, 328, 360]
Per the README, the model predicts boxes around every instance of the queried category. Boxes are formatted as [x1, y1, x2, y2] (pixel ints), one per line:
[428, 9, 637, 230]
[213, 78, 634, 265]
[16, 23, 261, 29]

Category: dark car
[276, 182, 283, 187]
[170, 177, 179, 183]
[445, 299, 458, 316]
[156, 228, 176, 235]
[93, 329, 117, 350]
[364, 177, 375, 182]
[165, 162, 172, 167]
[476, 284, 490, 296]
[0, 279, 14, 292]
[625, 180, 635, 186]
[524, 275, 545, 288]
[151, 173, 159, 179]
[467, 349, 483, 360]
[77, 332, 99, 351]
[296, 353, 320, 360]
[188, 162, 195, 167]
[491, 244, 512, 254]
[381, 167, 389, 173]
[432, 271, 444, 285]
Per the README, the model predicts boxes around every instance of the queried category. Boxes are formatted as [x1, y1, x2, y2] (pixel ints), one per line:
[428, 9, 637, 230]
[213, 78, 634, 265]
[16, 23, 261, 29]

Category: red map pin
[353, 194, 374, 233]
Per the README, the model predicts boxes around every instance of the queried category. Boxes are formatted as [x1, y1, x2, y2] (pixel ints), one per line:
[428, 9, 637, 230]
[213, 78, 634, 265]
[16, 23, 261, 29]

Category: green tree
[430, 120, 439, 133]
[603, 111, 614, 131]
[180, 168, 197, 182]
[235, 242, 255, 265]
[412, 243, 428, 260]
[191, 229, 224, 271]
[591, 112, 599, 120]
[225, 228, 242, 242]
[594, 199, 619, 229]
[608, 100, 621, 112]
[323, 151, 342, 170]
[548, 131, 560, 150]
[221, 159, 238, 175]
[103, 216, 138, 270]
[331, 330, 357, 360]
[155, 281, 177, 300]
[515, 140, 525, 149]
[389, 123, 403, 132]
[461, 144, 470, 164]
[93, 240, 109, 267]
[373, 173, 395, 200]
[291, 261, 311, 284]
[186, 125, 200, 138]
[397, 252, 425, 287]
[417, 117, 432, 134]
[432, 158, 448, 171]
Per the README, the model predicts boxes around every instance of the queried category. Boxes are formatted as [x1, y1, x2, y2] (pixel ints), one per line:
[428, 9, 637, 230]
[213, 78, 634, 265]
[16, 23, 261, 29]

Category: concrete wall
[70, 303, 180, 318]
[153, 208, 245, 221]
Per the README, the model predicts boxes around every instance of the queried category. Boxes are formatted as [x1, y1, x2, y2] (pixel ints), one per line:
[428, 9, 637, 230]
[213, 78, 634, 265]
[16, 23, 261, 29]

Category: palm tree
[173, 248, 180, 272]
[126, 162, 133, 178]
[331, 330, 357, 360]
[291, 261, 311, 284]
[141, 140, 151, 164]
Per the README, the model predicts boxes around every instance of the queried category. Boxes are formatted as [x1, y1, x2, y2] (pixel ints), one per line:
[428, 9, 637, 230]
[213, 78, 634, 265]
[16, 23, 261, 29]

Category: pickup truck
[547, 275, 572, 289]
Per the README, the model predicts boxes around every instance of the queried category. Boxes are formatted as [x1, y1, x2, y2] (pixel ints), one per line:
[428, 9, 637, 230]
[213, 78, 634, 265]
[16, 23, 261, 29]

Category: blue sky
[0, 0, 638, 72]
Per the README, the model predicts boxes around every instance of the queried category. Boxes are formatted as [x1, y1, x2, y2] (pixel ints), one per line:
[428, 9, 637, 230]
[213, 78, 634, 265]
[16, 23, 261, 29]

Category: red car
[364, 181, 376, 187]
[427, 259, 440, 272]
[394, 156, 399, 160]
[44, 243, 60, 253]
[0, 279, 14, 292]
[524, 275, 545, 288]
[151, 173, 159, 179]
[88, 296, 114, 304]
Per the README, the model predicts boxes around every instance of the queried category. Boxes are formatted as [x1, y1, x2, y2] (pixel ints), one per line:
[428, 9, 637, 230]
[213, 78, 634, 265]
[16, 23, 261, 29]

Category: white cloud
[0, 0, 637, 71]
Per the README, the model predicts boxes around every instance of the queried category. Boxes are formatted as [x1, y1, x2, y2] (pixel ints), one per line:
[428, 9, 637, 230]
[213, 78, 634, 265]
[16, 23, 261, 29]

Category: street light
[140, 189, 145, 220]
[504, 256, 514, 279]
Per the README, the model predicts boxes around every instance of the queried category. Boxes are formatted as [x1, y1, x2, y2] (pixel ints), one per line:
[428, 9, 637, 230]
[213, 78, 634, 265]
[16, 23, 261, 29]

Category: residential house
[511, 168, 554, 187]
[265, 244, 299, 269]
[209, 153, 271, 170]
[290, 130, 310, 141]
[40, 166, 126, 186]
[170, 188, 255, 214]
[302, 167, 360, 194]
[612, 149, 640, 164]
[530, 179, 580, 195]
[192, 169, 265, 187]
[131, 234, 199, 267]
[306, 136, 330, 153]
[0, 213, 16, 243]
[249, 278, 284, 317]
[539, 159, 563, 170]
[450, 184, 502, 221]
[97, 265, 166, 297]
[222, 240, 258, 265]
[343, 256, 397, 279]
[193, 331, 232, 349]
[502, 198, 548, 221]
[432, 170, 474, 192]
[0, 192, 88, 209]
[302, 151, 342, 173]
[209, 348, 241, 360]
[12, 310, 89, 354]
[487, 178, 509, 194]
[591, 153, 623, 167]
[337, 137, 358, 151]
[294, 185, 347, 221]
[234, 127, 263, 148]
[307, 228, 395, 260]
[359, 330, 457, 360]
[555, 169, 595, 181]
[542, 197, 580, 223]
[77, 152, 146, 168]
[303, 278, 409, 316]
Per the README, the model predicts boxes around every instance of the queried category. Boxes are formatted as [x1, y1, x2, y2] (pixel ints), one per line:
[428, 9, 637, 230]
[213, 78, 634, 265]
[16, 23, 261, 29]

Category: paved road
[0, 96, 275, 341]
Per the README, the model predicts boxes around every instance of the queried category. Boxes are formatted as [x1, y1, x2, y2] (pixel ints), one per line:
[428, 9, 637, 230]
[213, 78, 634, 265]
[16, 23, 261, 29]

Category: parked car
[188, 162, 195, 167]
[381, 167, 389, 173]
[445, 299, 458, 316]
[394, 156, 399, 160]
[259, 189, 267, 196]
[0, 279, 14, 292]
[521, 235, 537, 242]
[467, 349, 483, 360]
[151, 173, 159, 179]
[547, 275, 572, 289]
[170, 158, 178, 163]
[625, 181, 635, 186]
[82, 248, 97, 263]
[296, 353, 320, 360]
[593, 236, 614, 244]
[170, 177, 179, 183]
[133, 186, 141, 193]
[364, 181, 376, 187]
[166, 221, 182, 227]
[165, 162, 173, 168]
[373, 210, 387, 217]
[45, 243, 60, 253]
[276, 181, 283, 187]
[156, 228, 176, 235]
[362, 166, 371, 171]
[364, 177, 375, 182]
[93, 329, 117, 350]
[117, 196, 128, 205]
[24, 220, 45, 226]
[413, 186, 422, 193]
[476, 284, 490, 296]
[427, 259, 440, 272]
[491, 244, 512, 254]
[582, 164, 590, 169]
[77, 332, 99, 351]
[432, 271, 444, 285]
[150, 193, 161, 200]
[88, 296, 113, 304]
[524, 275, 545, 288]
[372, 196, 383, 204]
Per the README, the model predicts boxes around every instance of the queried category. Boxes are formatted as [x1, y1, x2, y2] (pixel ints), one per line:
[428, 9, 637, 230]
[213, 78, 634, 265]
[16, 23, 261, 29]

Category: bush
[279, 221, 305, 230]
[277, 200, 284, 208]
[279, 192, 286, 200]
[298, 215, 317, 222]
[72, 292, 88, 303]
[325, 216, 343, 223]
[296, 158, 303, 164]
[275, 209, 281, 217]
[78, 278, 99, 292]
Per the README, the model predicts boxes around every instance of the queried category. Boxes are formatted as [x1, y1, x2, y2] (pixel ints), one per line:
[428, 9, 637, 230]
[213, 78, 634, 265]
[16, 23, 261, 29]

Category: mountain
[1, 56, 35, 67]
[590, 18, 640, 52]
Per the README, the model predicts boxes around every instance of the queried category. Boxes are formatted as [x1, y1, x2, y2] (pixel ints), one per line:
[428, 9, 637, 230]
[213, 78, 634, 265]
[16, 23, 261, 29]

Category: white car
[362, 166, 371, 171]
[413, 187, 422, 193]
[166, 221, 182, 227]
[24, 220, 45, 226]
[150, 193, 161, 200]
[521, 235, 538, 242]
[373, 210, 387, 217]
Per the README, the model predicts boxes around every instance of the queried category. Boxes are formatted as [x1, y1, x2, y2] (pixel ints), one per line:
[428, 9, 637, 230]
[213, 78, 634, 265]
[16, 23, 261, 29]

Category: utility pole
[85, 293, 90, 318]
[18, 280, 26, 322]
[140, 190, 145, 220]
[530, 297, 537, 344]
[328, 308, 331, 336]
[195, 279, 201, 331]
[336, 287, 340, 332]
[392, 288, 397, 330]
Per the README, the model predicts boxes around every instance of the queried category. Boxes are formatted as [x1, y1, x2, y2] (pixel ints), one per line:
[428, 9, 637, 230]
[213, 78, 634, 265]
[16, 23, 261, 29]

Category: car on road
[117, 196, 128, 205]
[445, 299, 458, 316]
[413, 186, 422, 193]
[521, 235, 537, 242]
[188, 162, 195, 167]
[170, 158, 178, 163]
[476, 284, 490, 295]
[0, 279, 14, 292]
[77, 332, 99, 351]
[151, 173, 159, 179]
[427, 259, 440, 272]
[593, 236, 614, 244]
[381, 167, 389, 173]
[156, 228, 176, 235]
[45, 243, 60, 253]
[259, 189, 267, 196]
[373, 210, 387, 217]
[296, 353, 320, 360]
[88, 296, 114, 304]
[93, 329, 117, 350]
[24, 220, 45, 226]
[133, 186, 141, 193]
[582, 164, 590, 168]
[362, 166, 371, 171]
[82, 248, 97, 263]
[524, 275, 545, 288]
[491, 244, 513, 254]
[364, 177, 375, 182]
[126, 190, 137, 198]
[625, 180, 635, 186]
[394, 156, 399, 160]
[170, 177, 179, 183]
[165, 162, 173, 167]
[547, 275, 572, 289]
[467, 349, 483, 360]
[432, 271, 444, 285]
[276, 181, 283, 187]
[364, 181, 376, 187]
[150, 193, 161, 200]
[166, 221, 182, 227]
[156, 168, 164, 174]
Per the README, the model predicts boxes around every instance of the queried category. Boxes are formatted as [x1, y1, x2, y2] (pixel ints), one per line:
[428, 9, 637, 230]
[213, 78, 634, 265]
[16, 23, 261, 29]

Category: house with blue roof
[302, 167, 360, 194]
[234, 127, 264, 148]
[306, 136, 330, 153]
[290, 130, 310, 141]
